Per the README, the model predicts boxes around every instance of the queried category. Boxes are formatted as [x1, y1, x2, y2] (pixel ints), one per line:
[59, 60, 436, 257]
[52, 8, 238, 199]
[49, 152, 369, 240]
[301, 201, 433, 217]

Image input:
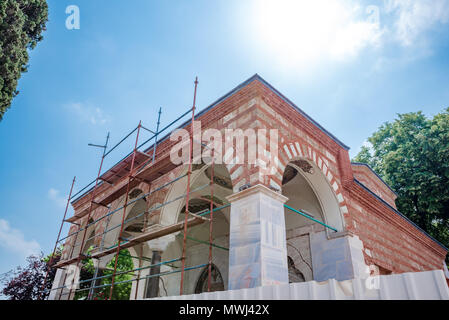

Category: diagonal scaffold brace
[62, 132, 110, 300]
[39, 176, 76, 300]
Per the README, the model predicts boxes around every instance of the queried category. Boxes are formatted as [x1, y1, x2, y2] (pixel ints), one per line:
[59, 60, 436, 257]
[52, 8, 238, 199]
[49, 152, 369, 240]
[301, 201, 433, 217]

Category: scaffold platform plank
[66, 150, 177, 223]
[54, 216, 205, 268]
[91, 216, 205, 259]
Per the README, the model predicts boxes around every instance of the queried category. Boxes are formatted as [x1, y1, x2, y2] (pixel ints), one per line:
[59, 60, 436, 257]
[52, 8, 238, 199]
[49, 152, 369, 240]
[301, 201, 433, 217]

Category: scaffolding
[41, 77, 338, 300]
[40, 77, 220, 300]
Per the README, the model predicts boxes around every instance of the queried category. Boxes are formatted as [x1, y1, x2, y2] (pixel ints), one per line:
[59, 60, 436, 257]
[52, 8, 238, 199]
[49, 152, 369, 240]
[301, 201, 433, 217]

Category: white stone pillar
[310, 231, 369, 282]
[144, 230, 176, 298]
[48, 263, 80, 300]
[48, 268, 65, 300]
[226, 184, 289, 290]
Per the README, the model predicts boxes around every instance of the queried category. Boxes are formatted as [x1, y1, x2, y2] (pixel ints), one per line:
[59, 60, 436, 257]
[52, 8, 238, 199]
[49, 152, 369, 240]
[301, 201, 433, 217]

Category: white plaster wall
[149, 270, 449, 300]
[159, 234, 229, 297]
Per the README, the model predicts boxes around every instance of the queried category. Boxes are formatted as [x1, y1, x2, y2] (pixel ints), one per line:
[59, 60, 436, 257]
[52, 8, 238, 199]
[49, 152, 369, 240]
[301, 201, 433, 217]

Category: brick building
[49, 75, 449, 300]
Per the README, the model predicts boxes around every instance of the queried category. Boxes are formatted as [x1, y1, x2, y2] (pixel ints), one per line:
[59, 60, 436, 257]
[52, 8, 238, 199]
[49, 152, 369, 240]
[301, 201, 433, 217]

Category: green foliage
[353, 108, 449, 256]
[74, 248, 134, 300]
[0, 247, 62, 300]
[0, 0, 48, 120]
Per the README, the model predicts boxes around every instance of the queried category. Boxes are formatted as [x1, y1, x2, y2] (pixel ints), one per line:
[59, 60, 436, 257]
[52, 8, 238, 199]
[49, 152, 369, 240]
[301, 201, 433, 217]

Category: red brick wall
[351, 164, 397, 209]
[347, 182, 446, 273]
[68, 77, 447, 275]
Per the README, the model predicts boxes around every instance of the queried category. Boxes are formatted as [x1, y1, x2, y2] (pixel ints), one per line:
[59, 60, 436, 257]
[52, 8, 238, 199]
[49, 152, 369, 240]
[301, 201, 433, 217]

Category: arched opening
[194, 264, 225, 293]
[160, 163, 232, 296]
[287, 256, 305, 283]
[282, 158, 344, 282]
[79, 190, 151, 300]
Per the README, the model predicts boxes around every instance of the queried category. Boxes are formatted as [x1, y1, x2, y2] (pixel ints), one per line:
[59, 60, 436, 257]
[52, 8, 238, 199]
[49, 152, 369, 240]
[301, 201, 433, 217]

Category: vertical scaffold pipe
[108, 121, 142, 299]
[134, 189, 151, 300]
[152, 107, 162, 163]
[180, 77, 198, 295]
[87, 202, 114, 300]
[66, 132, 110, 300]
[207, 149, 215, 292]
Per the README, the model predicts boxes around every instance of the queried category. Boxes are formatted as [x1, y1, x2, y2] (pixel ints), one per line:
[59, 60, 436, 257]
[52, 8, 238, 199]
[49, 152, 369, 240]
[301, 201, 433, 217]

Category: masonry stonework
[55, 75, 447, 299]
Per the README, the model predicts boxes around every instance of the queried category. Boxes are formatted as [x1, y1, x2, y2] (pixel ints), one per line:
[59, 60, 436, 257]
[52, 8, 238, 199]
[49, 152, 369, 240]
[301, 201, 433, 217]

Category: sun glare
[251, 0, 381, 67]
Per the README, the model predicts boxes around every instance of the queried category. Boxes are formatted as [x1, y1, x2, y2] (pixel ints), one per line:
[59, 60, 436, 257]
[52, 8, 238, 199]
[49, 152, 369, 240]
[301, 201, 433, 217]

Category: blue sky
[1, 0, 449, 277]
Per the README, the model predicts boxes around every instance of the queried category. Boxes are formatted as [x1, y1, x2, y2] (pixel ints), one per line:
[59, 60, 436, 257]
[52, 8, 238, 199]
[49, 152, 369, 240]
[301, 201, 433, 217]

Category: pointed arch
[273, 141, 348, 232]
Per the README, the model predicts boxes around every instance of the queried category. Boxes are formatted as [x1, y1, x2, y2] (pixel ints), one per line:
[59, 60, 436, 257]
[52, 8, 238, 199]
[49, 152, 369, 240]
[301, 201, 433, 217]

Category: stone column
[226, 184, 289, 290]
[48, 263, 80, 300]
[88, 253, 114, 300]
[48, 268, 66, 300]
[310, 231, 369, 282]
[146, 251, 162, 298]
[143, 228, 176, 298]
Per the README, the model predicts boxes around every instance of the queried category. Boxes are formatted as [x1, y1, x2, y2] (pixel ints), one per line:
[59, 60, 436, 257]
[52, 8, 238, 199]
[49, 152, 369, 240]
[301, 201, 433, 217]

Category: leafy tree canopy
[353, 108, 449, 255]
[75, 248, 133, 300]
[0, 0, 48, 120]
[1, 247, 134, 300]
[0, 247, 61, 300]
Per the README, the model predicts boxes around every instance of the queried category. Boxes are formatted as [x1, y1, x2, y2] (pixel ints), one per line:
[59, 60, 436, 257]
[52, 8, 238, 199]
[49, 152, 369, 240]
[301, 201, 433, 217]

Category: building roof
[351, 162, 398, 196]
[69, 74, 448, 253]
[73, 74, 349, 204]
[197, 74, 350, 150]
[354, 179, 448, 251]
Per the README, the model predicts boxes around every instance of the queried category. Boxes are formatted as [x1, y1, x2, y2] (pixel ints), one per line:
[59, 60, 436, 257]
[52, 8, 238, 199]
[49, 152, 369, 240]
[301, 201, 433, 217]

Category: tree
[0, 0, 48, 121]
[1, 247, 134, 300]
[74, 248, 133, 300]
[353, 108, 449, 256]
[0, 249, 61, 300]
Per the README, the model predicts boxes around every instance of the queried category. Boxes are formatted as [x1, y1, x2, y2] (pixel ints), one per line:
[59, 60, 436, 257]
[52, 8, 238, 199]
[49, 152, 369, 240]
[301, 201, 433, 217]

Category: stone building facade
[50, 75, 448, 299]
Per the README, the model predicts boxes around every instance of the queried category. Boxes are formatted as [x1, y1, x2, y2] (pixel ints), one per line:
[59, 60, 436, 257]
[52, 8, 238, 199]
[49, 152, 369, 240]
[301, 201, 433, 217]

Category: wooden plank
[69, 151, 176, 222]
[54, 217, 205, 268]
[90, 217, 205, 260]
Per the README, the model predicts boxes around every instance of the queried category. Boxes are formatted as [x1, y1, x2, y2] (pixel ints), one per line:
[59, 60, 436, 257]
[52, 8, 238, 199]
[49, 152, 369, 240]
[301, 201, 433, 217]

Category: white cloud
[66, 102, 110, 125]
[386, 0, 449, 46]
[0, 219, 41, 259]
[248, 0, 449, 68]
[249, 1, 385, 66]
[48, 188, 67, 208]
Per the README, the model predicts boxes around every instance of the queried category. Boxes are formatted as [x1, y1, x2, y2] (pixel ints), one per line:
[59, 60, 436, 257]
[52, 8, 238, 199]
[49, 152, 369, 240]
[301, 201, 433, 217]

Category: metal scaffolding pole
[207, 149, 215, 292]
[65, 132, 110, 300]
[179, 77, 198, 295]
[108, 121, 142, 299]
[43, 78, 232, 299]
[87, 201, 115, 300]
[134, 189, 151, 300]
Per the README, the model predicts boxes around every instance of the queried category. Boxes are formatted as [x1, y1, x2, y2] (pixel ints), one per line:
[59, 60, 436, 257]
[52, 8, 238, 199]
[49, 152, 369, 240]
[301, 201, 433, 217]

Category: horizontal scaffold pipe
[48, 261, 205, 297]
[137, 107, 193, 154]
[197, 203, 230, 217]
[133, 108, 194, 176]
[91, 182, 211, 245]
[284, 204, 338, 232]
[74, 263, 208, 295]
[46, 257, 183, 294]
[104, 125, 139, 157]
[178, 234, 229, 251]
[71, 179, 96, 200]
[71, 107, 192, 204]
[58, 172, 189, 244]
[118, 251, 152, 263]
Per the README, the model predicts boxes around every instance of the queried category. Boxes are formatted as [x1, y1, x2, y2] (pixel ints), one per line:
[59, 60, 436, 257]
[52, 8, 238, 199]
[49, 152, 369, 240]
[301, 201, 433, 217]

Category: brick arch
[99, 188, 148, 253]
[160, 163, 234, 226]
[227, 164, 248, 193]
[273, 141, 349, 232]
